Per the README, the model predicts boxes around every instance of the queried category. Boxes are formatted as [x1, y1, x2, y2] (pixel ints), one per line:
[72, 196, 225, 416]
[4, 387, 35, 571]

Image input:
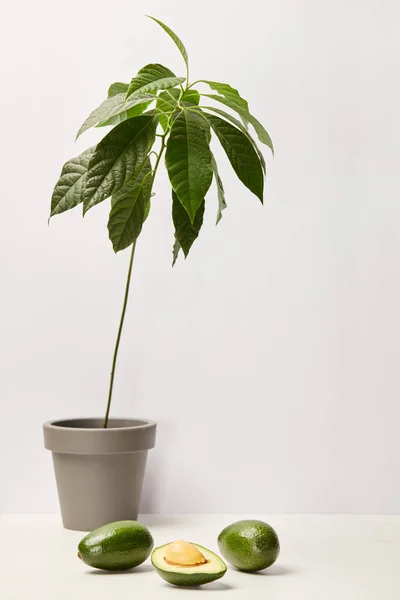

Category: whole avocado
[218, 519, 280, 572]
[78, 520, 153, 571]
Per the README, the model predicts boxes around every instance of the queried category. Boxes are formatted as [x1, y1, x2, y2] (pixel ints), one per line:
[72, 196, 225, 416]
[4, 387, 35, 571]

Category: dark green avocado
[78, 520, 154, 571]
[218, 519, 280, 572]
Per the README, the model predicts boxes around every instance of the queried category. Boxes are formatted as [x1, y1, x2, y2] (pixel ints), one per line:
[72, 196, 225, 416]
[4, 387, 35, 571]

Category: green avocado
[218, 520, 280, 572]
[151, 541, 227, 586]
[78, 520, 153, 571]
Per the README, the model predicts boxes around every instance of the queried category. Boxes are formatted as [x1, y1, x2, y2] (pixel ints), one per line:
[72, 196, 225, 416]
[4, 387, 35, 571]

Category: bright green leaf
[165, 109, 213, 223]
[147, 16, 189, 73]
[172, 190, 205, 261]
[108, 159, 153, 252]
[182, 89, 200, 106]
[246, 114, 274, 155]
[96, 94, 156, 127]
[126, 63, 184, 99]
[108, 82, 129, 98]
[76, 93, 155, 139]
[102, 66, 177, 127]
[129, 64, 175, 92]
[50, 147, 96, 218]
[126, 75, 184, 99]
[211, 154, 227, 224]
[77, 94, 125, 139]
[207, 114, 264, 202]
[201, 105, 266, 173]
[202, 93, 274, 154]
[83, 115, 157, 214]
[156, 88, 200, 131]
[201, 80, 249, 123]
[97, 101, 153, 128]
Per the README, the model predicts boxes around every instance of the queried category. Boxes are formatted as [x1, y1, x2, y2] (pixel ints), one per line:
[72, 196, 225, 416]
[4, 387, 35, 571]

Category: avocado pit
[164, 540, 207, 567]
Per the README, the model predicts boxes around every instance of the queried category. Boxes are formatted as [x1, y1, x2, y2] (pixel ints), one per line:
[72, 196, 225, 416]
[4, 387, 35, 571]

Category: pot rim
[44, 417, 156, 432]
[43, 417, 157, 455]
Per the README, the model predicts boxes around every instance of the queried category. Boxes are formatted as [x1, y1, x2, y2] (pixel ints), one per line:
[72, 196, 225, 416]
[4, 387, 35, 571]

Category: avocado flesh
[152, 543, 227, 586]
[78, 520, 154, 571]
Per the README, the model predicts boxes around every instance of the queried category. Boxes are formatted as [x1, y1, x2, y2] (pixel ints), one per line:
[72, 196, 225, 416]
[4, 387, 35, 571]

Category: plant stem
[187, 79, 202, 90]
[103, 136, 167, 428]
[185, 65, 190, 91]
[152, 134, 167, 180]
[103, 241, 136, 428]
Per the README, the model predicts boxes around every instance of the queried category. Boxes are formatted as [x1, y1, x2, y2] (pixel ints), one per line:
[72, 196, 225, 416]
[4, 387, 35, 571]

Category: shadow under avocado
[85, 563, 154, 575]
[161, 581, 235, 591]
[238, 564, 296, 576]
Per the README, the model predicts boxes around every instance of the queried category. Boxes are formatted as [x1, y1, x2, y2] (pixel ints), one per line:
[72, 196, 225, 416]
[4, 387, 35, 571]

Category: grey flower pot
[43, 418, 156, 531]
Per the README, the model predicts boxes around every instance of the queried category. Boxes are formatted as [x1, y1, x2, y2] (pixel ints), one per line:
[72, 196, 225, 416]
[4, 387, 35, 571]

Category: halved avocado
[151, 541, 227, 586]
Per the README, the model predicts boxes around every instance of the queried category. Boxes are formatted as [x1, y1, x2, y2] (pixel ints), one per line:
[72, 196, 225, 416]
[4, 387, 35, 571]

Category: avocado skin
[218, 520, 280, 572]
[152, 566, 226, 587]
[78, 520, 153, 571]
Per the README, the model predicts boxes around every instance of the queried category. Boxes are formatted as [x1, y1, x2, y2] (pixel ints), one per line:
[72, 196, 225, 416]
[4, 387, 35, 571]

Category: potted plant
[43, 16, 274, 531]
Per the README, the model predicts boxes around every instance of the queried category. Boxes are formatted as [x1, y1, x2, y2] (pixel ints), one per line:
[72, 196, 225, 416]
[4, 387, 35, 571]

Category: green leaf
[172, 238, 181, 266]
[83, 115, 157, 214]
[207, 114, 264, 202]
[101, 66, 178, 127]
[108, 159, 152, 252]
[97, 95, 156, 128]
[165, 109, 213, 223]
[108, 82, 129, 98]
[172, 190, 205, 261]
[76, 93, 155, 139]
[156, 88, 200, 131]
[245, 114, 274, 155]
[147, 16, 189, 73]
[50, 146, 96, 218]
[182, 89, 200, 106]
[77, 94, 125, 139]
[97, 101, 153, 128]
[143, 195, 151, 222]
[110, 157, 151, 207]
[211, 154, 227, 224]
[201, 80, 249, 122]
[201, 105, 266, 173]
[129, 64, 175, 92]
[202, 93, 274, 154]
[191, 108, 211, 142]
[126, 63, 184, 98]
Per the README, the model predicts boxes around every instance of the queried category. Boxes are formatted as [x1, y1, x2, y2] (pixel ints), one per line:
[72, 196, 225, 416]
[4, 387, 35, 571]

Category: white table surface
[0, 514, 399, 599]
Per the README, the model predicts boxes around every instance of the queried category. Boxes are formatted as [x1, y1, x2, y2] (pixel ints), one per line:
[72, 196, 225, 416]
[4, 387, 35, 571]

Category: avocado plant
[50, 16, 273, 428]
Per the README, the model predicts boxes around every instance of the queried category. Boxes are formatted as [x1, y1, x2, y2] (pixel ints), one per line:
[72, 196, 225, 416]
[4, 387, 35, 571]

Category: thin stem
[185, 64, 190, 91]
[153, 134, 166, 174]
[103, 135, 167, 428]
[103, 241, 136, 428]
[186, 106, 204, 113]
[149, 150, 159, 160]
[155, 109, 172, 118]
[177, 85, 185, 105]
[187, 79, 202, 90]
